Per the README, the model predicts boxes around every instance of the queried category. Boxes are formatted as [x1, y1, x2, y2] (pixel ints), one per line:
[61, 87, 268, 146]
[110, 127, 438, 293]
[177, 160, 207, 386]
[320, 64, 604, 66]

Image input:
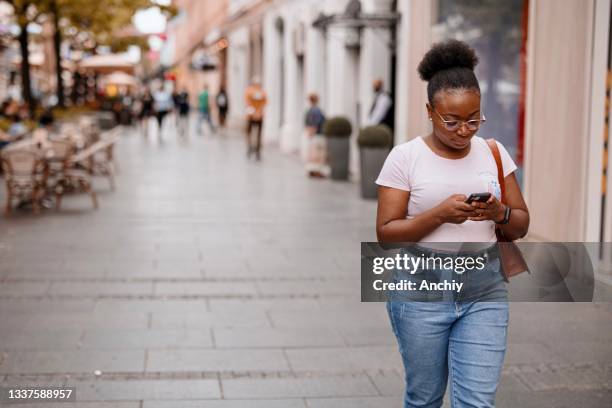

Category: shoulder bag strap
[486, 138, 506, 204]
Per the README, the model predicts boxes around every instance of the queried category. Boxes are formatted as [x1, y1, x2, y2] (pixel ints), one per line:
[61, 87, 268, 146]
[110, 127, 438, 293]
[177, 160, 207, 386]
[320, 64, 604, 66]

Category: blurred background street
[0, 0, 611, 406]
[0, 124, 610, 407]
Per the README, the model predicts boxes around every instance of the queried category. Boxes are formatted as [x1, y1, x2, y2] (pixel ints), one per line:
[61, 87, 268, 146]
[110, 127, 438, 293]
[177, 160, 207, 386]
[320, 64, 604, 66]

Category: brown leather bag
[486, 139, 529, 281]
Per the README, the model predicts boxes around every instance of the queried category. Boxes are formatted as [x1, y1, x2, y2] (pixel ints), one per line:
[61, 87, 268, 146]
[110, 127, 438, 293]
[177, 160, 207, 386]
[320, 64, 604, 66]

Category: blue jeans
[198, 110, 216, 134]
[387, 248, 509, 408]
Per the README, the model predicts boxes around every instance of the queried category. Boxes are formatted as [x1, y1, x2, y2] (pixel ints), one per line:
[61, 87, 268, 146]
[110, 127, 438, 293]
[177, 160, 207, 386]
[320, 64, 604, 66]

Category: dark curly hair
[417, 39, 480, 105]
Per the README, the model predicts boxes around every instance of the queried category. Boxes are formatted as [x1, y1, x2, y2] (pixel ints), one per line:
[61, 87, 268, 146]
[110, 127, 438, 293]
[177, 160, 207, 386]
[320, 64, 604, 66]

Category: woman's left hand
[467, 195, 505, 222]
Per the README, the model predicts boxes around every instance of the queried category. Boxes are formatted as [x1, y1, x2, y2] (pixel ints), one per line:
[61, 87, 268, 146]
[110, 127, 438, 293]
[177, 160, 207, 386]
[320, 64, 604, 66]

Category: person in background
[172, 88, 180, 128]
[244, 77, 267, 160]
[216, 86, 229, 129]
[198, 84, 216, 135]
[0, 128, 13, 150]
[304, 93, 327, 178]
[138, 88, 154, 137]
[153, 85, 174, 139]
[176, 88, 191, 139]
[366, 78, 394, 131]
[8, 113, 28, 140]
[0, 113, 27, 149]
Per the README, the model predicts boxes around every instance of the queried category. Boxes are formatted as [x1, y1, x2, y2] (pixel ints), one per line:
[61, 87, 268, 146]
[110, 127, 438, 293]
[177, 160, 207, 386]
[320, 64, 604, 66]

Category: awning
[80, 54, 135, 74]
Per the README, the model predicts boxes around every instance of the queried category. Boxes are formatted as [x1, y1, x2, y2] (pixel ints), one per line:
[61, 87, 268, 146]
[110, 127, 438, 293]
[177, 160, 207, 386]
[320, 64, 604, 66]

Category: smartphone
[465, 192, 491, 204]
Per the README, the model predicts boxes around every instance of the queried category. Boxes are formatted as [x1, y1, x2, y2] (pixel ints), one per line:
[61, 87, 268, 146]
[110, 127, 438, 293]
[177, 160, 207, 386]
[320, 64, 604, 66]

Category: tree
[2, 0, 46, 118]
[51, 0, 176, 106]
[1, 0, 176, 113]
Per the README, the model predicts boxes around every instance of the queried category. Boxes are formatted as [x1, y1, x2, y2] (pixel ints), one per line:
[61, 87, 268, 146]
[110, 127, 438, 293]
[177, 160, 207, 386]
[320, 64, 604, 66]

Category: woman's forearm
[498, 208, 529, 240]
[377, 207, 444, 243]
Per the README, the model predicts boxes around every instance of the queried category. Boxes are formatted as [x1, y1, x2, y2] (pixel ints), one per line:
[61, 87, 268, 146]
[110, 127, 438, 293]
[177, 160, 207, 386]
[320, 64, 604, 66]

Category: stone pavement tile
[109, 247, 159, 260]
[106, 268, 202, 279]
[0, 282, 50, 296]
[47, 282, 154, 296]
[507, 315, 612, 343]
[0, 402, 139, 408]
[0, 299, 96, 314]
[206, 263, 345, 279]
[508, 362, 612, 392]
[315, 298, 386, 312]
[285, 346, 402, 372]
[504, 342, 565, 365]
[151, 311, 271, 329]
[144, 400, 307, 408]
[256, 280, 359, 297]
[221, 374, 379, 399]
[544, 340, 612, 364]
[367, 371, 403, 396]
[0, 350, 145, 374]
[146, 349, 289, 372]
[268, 310, 391, 329]
[0, 329, 81, 350]
[71, 379, 220, 401]
[153, 248, 202, 262]
[336, 327, 396, 347]
[80, 329, 213, 349]
[99, 259, 156, 273]
[155, 260, 204, 274]
[207, 298, 319, 313]
[495, 389, 612, 408]
[509, 303, 612, 324]
[94, 299, 209, 314]
[153, 282, 257, 296]
[0, 312, 149, 331]
[0, 378, 65, 391]
[305, 396, 401, 408]
[213, 327, 345, 348]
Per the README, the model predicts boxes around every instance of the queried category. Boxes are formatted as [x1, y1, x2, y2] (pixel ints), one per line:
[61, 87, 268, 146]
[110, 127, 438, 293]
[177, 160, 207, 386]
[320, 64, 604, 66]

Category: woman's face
[427, 89, 482, 150]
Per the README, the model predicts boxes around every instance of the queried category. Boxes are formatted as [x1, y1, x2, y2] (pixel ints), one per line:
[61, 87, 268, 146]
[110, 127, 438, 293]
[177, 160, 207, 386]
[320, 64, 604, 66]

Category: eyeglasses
[432, 107, 486, 132]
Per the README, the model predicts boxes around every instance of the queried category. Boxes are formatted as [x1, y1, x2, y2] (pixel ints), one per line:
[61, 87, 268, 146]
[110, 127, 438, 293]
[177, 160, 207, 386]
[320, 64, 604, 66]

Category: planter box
[327, 137, 350, 180]
[359, 147, 390, 199]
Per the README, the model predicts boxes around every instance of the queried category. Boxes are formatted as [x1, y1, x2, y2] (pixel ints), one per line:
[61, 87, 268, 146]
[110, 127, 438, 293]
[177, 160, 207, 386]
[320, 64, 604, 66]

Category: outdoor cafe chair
[47, 139, 98, 210]
[71, 134, 119, 191]
[1, 149, 48, 215]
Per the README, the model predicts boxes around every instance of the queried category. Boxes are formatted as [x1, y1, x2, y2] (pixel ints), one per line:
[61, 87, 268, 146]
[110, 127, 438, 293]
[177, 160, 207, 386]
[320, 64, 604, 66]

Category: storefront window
[433, 0, 527, 184]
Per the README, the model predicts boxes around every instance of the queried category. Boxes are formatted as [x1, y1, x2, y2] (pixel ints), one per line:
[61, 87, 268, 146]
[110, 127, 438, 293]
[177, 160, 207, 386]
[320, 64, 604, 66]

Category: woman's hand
[467, 195, 505, 222]
[435, 194, 478, 224]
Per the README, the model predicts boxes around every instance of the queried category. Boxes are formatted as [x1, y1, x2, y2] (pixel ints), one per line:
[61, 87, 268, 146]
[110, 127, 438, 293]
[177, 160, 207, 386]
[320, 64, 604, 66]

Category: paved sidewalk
[0, 122, 611, 407]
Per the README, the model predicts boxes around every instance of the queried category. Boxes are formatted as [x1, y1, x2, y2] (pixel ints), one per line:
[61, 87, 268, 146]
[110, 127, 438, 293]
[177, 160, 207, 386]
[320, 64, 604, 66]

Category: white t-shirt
[376, 136, 517, 249]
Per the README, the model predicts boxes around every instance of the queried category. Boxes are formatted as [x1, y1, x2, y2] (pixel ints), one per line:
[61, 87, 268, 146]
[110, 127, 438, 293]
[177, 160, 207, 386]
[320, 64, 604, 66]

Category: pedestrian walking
[172, 89, 181, 128]
[176, 88, 190, 138]
[304, 93, 327, 178]
[244, 77, 267, 160]
[366, 78, 394, 130]
[138, 89, 154, 138]
[153, 85, 174, 138]
[216, 86, 229, 128]
[375, 39, 530, 408]
[197, 85, 216, 135]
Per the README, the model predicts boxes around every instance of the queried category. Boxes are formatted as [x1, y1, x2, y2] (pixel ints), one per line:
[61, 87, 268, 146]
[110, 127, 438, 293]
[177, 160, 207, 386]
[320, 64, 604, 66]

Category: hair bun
[417, 39, 479, 82]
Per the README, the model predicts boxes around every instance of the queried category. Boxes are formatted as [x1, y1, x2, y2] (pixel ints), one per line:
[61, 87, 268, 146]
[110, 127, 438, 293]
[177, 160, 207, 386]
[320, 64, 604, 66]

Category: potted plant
[357, 125, 393, 198]
[323, 116, 352, 180]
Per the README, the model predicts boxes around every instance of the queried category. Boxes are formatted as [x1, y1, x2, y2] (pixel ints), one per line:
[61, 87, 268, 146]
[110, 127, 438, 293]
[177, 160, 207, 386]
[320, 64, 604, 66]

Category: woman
[376, 40, 529, 407]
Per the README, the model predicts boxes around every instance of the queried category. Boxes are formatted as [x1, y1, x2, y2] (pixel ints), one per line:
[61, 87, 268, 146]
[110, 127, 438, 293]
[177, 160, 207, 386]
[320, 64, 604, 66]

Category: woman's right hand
[435, 194, 477, 224]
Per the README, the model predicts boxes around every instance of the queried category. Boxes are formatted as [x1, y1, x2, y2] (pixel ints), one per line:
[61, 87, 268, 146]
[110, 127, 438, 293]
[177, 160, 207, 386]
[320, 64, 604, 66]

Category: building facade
[219, 0, 612, 269]
[167, 0, 229, 106]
